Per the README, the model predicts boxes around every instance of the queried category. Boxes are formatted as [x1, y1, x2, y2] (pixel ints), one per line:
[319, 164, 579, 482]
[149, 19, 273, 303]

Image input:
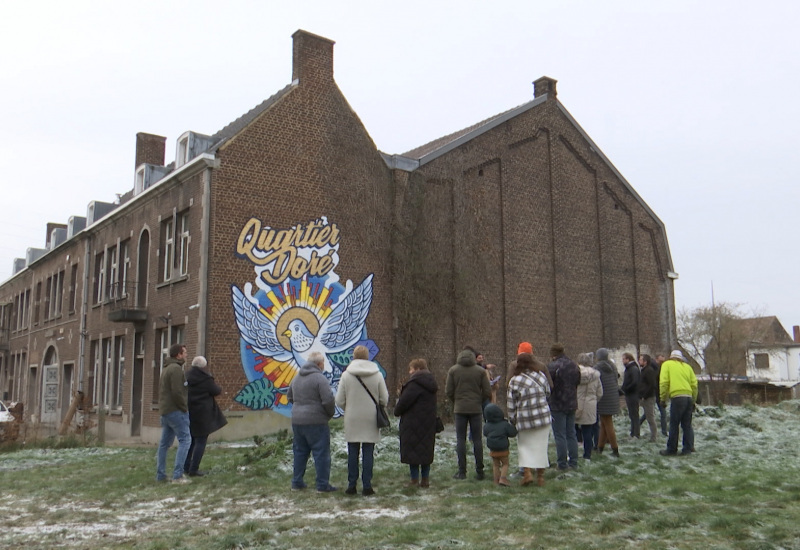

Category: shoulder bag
[356, 375, 391, 428]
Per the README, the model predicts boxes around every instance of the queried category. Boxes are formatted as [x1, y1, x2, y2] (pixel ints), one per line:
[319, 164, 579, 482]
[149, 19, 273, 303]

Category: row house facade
[0, 29, 677, 443]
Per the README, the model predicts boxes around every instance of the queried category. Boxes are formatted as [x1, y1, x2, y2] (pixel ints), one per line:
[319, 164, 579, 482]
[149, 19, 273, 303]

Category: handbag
[355, 376, 390, 428]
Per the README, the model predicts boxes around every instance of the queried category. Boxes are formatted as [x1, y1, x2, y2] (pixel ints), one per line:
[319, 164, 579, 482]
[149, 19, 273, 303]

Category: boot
[406, 478, 419, 488]
[611, 448, 620, 457]
[536, 468, 545, 487]
[420, 477, 430, 488]
[521, 468, 534, 486]
[498, 476, 511, 487]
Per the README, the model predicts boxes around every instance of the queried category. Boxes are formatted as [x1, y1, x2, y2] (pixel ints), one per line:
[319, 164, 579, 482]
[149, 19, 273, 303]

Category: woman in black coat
[393, 358, 439, 488]
[184, 356, 228, 476]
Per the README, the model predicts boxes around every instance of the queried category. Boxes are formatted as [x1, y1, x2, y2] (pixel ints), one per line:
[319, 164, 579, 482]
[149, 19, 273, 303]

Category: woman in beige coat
[575, 352, 603, 460]
[335, 345, 389, 496]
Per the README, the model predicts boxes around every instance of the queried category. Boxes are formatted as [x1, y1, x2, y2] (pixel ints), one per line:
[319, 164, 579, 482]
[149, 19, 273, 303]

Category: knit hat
[550, 343, 565, 356]
[517, 342, 533, 354]
[669, 350, 686, 361]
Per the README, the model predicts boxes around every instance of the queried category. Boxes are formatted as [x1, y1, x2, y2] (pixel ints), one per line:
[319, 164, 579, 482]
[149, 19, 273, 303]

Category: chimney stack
[135, 133, 167, 170]
[292, 30, 335, 85]
[793, 325, 800, 343]
[533, 76, 557, 99]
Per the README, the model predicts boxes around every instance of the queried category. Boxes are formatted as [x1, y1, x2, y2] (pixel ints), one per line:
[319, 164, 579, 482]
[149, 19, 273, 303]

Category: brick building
[0, 30, 676, 442]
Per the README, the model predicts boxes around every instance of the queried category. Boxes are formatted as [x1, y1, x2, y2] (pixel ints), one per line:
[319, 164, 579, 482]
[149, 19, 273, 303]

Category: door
[41, 347, 59, 424]
[60, 363, 74, 421]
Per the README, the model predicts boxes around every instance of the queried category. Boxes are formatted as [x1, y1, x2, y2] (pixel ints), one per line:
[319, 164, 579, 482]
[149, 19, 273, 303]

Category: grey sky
[1, 1, 798, 331]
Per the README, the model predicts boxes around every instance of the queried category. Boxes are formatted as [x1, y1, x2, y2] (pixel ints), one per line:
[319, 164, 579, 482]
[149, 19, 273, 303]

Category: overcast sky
[1, 1, 798, 332]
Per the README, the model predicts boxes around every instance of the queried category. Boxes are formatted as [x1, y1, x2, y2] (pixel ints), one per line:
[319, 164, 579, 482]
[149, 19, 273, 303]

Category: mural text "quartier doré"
[235, 217, 340, 285]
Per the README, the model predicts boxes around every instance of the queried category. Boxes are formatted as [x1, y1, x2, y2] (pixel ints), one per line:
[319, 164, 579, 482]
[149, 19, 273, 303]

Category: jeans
[551, 410, 579, 468]
[183, 435, 208, 474]
[292, 424, 332, 490]
[347, 442, 375, 489]
[579, 424, 596, 458]
[666, 396, 694, 454]
[156, 410, 191, 481]
[625, 394, 640, 438]
[454, 413, 484, 474]
[409, 463, 431, 480]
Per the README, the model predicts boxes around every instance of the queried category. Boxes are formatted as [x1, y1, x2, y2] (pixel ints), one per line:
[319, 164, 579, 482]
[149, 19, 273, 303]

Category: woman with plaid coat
[507, 353, 552, 486]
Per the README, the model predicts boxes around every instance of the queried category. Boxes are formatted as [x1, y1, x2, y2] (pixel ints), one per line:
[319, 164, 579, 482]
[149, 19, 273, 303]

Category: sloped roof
[733, 316, 794, 346]
[210, 82, 297, 151]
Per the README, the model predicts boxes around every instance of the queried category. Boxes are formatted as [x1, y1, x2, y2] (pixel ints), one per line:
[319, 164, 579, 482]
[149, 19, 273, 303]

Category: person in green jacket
[659, 350, 698, 456]
[446, 349, 492, 480]
[156, 343, 192, 483]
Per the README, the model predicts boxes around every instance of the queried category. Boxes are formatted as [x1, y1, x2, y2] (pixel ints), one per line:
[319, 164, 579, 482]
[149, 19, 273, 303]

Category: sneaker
[170, 476, 192, 484]
[659, 450, 677, 456]
[317, 485, 338, 493]
[362, 487, 376, 496]
[452, 471, 466, 480]
[344, 486, 357, 495]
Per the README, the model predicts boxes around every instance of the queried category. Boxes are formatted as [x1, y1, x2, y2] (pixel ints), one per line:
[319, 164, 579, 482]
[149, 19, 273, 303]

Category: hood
[185, 366, 211, 386]
[298, 362, 323, 376]
[579, 365, 600, 384]
[456, 350, 477, 367]
[595, 348, 609, 362]
[408, 370, 438, 393]
[345, 358, 381, 377]
[484, 403, 505, 423]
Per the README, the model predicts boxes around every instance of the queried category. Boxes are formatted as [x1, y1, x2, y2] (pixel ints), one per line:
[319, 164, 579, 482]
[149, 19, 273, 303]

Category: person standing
[156, 343, 192, 484]
[446, 349, 492, 480]
[288, 351, 337, 492]
[575, 353, 603, 460]
[655, 354, 669, 436]
[336, 345, 389, 496]
[621, 353, 641, 439]
[547, 343, 581, 470]
[637, 354, 659, 443]
[507, 353, 551, 486]
[482, 403, 517, 487]
[184, 356, 228, 476]
[393, 358, 438, 488]
[593, 348, 620, 457]
[659, 350, 698, 456]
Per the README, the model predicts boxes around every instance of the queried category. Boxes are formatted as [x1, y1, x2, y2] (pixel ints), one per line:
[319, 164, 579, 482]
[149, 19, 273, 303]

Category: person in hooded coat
[393, 358, 439, 488]
[183, 356, 228, 476]
[593, 348, 621, 456]
[575, 353, 603, 460]
[336, 345, 389, 496]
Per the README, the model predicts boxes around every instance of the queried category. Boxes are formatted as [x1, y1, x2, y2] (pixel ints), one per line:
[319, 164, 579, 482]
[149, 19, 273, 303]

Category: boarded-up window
[754, 353, 769, 370]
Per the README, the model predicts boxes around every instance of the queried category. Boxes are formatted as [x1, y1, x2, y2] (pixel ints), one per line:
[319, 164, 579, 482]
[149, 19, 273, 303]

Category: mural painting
[230, 216, 382, 417]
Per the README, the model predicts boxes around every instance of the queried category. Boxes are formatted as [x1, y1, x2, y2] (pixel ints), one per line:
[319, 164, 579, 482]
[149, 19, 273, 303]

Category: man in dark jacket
[156, 343, 191, 483]
[446, 349, 492, 480]
[637, 354, 659, 442]
[288, 351, 337, 492]
[621, 353, 641, 438]
[184, 356, 228, 476]
[547, 343, 581, 470]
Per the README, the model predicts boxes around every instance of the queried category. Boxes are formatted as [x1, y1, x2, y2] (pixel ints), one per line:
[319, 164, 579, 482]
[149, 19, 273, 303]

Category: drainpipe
[196, 167, 213, 356]
[77, 235, 92, 394]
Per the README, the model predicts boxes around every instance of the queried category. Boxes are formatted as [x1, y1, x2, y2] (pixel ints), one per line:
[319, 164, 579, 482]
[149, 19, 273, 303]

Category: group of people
[155, 343, 227, 483]
[155, 340, 699, 491]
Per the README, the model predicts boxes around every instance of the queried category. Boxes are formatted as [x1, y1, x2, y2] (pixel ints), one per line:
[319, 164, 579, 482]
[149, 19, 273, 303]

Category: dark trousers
[183, 435, 208, 474]
[455, 413, 484, 474]
[625, 394, 640, 438]
[347, 442, 375, 489]
[666, 396, 694, 454]
[579, 424, 597, 458]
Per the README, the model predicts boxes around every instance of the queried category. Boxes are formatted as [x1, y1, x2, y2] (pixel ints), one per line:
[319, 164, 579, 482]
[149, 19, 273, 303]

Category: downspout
[77, 235, 92, 394]
[197, 167, 213, 356]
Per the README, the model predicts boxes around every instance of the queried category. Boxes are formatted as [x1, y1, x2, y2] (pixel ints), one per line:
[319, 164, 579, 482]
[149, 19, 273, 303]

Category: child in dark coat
[483, 403, 518, 487]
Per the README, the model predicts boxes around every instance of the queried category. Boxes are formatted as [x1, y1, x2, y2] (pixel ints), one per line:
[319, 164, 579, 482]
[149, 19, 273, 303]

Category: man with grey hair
[288, 351, 337, 492]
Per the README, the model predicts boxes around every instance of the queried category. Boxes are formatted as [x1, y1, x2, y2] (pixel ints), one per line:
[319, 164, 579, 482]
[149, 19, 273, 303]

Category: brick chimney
[793, 325, 800, 343]
[135, 132, 167, 169]
[292, 30, 335, 85]
[533, 76, 557, 99]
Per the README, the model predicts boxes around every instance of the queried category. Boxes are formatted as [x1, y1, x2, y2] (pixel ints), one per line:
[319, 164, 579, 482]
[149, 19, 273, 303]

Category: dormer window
[134, 166, 145, 195]
[177, 136, 189, 168]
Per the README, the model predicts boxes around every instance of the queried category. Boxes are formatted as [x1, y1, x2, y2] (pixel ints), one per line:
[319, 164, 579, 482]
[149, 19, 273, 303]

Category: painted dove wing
[231, 284, 292, 362]
[318, 273, 374, 351]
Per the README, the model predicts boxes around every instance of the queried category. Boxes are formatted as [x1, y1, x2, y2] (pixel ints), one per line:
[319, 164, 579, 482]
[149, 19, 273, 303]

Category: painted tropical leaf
[234, 378, 288, 410]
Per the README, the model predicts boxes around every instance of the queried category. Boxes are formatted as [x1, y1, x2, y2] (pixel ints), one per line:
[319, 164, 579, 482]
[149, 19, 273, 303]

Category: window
[48, 270, 64, 318]
[44, 277, 52, 320]
[33, 282, 42, 325]
[107, 246, 118, 299]
[177, 136, 189, 167]
[68, 264, 78, 313]
[178, 213, 189, 276]
[119, 240, 130, 296]
[113, 336, 125, 408]
[162, 218, 174, 282]
[754, 353, 770, 370]
[94, 251, 105, 304]
[152, 324, 184, 402]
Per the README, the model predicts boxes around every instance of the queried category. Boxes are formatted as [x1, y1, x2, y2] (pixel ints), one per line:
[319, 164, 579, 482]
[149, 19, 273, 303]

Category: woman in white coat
[576, 352, 603, 460]
[335, 345, 389, 496]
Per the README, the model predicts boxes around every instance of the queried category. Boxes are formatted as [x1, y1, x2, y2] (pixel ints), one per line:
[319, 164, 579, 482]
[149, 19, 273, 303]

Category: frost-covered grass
[2, 402, 800, 549]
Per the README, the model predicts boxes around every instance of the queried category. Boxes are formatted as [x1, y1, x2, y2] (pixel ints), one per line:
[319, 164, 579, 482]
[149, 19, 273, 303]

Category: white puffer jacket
[575, 366, 603, 425]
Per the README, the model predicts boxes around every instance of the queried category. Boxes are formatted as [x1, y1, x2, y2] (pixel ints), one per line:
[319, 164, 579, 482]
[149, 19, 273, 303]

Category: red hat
[517, 342, 533, 354]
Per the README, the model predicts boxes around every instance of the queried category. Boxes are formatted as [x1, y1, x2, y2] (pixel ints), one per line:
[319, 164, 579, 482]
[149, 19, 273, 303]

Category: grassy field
[2, 401, 800, 549]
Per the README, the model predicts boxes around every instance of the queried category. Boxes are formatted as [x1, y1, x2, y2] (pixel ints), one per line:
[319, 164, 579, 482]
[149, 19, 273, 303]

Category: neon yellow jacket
[659, 359, 698, 403]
